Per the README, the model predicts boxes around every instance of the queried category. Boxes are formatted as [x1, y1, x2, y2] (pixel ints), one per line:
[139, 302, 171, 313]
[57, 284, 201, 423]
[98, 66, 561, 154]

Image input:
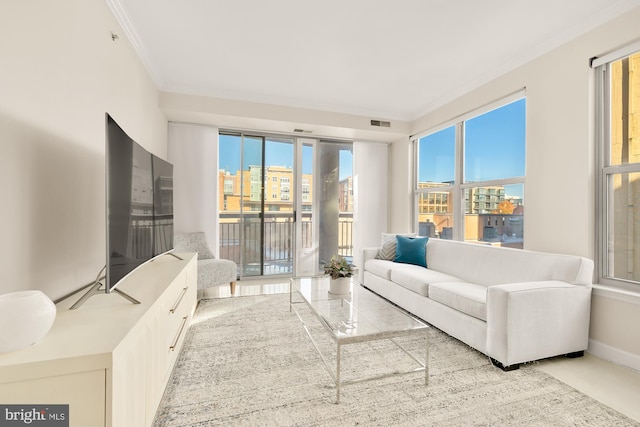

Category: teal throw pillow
[394, 235, 429, 268]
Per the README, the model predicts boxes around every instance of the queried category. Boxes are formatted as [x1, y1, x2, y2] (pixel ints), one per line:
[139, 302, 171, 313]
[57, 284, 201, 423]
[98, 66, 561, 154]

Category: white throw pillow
[376, 233, 415, 260]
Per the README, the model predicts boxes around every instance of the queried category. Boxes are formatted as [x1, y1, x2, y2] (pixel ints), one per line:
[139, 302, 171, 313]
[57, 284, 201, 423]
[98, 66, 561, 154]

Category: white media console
[0, 253, 198, 427]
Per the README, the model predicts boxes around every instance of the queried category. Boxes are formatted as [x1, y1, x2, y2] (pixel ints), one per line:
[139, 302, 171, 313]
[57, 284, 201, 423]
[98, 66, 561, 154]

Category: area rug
[152, 294, 638, 426]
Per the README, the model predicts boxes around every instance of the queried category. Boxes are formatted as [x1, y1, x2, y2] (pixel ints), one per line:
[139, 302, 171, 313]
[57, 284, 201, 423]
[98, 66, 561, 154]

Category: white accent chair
[174, 232, 238, 297]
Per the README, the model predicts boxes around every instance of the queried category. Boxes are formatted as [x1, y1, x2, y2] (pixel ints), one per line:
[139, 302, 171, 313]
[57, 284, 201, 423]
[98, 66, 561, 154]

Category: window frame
[594, 43, 640, 290]
[413, 91, 526, 244]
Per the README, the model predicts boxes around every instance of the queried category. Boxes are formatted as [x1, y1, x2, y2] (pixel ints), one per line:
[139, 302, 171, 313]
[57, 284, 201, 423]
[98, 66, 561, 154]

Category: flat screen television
[152, 154, 174, 256]
[105, 113, 174, 294]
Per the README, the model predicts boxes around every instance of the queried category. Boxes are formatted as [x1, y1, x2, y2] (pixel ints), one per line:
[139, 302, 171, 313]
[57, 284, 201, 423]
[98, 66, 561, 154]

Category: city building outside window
[594, 45, 640, 289]
[414, 93, 526, 248]
[224, 179, 234, 194]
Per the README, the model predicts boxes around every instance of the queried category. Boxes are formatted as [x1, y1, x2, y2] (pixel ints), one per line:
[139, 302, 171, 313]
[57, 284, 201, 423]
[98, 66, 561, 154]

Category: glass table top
[291, 276, 428, 341]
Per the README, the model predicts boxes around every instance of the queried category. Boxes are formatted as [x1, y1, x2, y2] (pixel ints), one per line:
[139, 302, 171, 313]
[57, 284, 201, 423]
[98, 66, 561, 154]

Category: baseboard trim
[588, 339, 640, 372]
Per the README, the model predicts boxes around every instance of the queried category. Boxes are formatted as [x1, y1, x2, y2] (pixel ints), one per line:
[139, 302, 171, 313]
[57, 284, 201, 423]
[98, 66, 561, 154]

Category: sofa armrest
[362, 247, 380, 263]
[360, 247, 380, 284]
[486, 281, 592, 367]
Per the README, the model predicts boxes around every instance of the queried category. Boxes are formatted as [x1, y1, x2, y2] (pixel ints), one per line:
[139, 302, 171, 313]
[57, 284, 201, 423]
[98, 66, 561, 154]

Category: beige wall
[590, 293, 640, 361]
[392, 6, 640, 369]
[0, 0, 167, 301]
[160, 92, 411, 143]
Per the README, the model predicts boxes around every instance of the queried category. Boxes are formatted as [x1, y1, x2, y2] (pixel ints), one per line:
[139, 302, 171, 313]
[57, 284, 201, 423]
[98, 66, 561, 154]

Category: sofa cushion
[390, 266, 462, 297]
[428, 282, 488, 321]
[394, 235, 429, 268]
[426, 239, 594, 286]
[364, 259, 396, 280]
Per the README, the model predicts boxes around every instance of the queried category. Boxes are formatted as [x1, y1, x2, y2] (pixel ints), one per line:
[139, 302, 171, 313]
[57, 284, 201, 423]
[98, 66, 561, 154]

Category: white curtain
[353, 141, 389, 280]
[168, 122, 219, 255]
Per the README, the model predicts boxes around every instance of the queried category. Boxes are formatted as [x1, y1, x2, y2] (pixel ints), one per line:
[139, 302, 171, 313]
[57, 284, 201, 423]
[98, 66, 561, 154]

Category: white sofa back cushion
[426, 239, 593, 287]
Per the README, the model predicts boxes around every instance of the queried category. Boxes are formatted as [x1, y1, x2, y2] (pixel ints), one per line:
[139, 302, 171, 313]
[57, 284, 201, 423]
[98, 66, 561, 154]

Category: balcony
[219, 212, 353, 275]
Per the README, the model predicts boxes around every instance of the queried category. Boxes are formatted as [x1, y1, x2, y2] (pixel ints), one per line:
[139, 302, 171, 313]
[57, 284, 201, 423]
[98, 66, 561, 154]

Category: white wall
[168, 123, 219, 254]
[392, 6, 640, 370]
[0, 0, 166, 301]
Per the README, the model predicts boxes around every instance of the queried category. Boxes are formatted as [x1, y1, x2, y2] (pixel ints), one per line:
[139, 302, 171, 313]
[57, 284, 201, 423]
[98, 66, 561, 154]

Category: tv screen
[105, 114, 174, 293]
[152, 154, 174, 256]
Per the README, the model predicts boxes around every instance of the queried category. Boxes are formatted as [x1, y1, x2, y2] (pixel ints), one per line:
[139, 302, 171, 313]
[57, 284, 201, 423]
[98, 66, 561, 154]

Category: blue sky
[220, 98, 523, 193]
[418, 98, 526, 197]
[219, 135, 352, 179]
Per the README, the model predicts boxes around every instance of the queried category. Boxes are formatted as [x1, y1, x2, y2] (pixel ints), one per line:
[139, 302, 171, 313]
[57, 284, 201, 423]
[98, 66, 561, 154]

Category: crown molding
[104, 0, 164, 89]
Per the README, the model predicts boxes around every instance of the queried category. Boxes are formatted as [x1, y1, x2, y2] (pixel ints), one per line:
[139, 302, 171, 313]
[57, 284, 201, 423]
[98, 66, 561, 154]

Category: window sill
[592, 283, 640, 305]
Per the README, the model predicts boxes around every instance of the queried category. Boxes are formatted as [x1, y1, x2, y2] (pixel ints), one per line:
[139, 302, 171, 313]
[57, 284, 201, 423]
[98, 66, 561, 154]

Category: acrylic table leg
[336, 342, 341, 404]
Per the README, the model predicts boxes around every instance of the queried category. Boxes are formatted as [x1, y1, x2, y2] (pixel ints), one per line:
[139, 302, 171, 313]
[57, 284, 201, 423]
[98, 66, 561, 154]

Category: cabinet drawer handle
[169, 316, 188, 351]
[170, 287, 188, 314]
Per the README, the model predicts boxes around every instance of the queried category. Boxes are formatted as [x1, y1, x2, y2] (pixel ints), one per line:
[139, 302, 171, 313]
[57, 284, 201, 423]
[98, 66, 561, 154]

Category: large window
[415, 94, 526, 248]
[595, 45, 640, 288]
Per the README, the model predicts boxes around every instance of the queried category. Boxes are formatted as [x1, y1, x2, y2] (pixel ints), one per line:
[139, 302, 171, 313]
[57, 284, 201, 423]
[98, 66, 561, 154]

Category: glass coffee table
[289, 276, 429, 403]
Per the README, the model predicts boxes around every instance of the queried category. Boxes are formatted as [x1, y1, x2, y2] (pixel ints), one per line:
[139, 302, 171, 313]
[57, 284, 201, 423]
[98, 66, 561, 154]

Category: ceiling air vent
[370, 119, 391, 128]
[293, 129, 313, 133]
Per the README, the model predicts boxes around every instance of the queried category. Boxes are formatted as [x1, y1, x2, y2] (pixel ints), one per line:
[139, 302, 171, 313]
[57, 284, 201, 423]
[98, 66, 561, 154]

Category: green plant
[323, 255, 353, 280]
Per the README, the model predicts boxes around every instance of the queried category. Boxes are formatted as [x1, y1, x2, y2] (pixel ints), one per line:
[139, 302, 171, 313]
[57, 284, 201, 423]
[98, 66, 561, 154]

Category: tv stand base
[70, 267, 141, 309]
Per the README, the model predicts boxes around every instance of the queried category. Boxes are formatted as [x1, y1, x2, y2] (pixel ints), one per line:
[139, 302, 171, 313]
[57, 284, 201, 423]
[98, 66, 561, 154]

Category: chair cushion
[174, 232, 215, 260]
[197, 259, 237, 290]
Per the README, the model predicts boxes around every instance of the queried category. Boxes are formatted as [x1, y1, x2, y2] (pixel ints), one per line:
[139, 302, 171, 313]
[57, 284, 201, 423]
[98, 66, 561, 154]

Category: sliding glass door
[219, 133, 353, 279]
[219, 133, 294, 277]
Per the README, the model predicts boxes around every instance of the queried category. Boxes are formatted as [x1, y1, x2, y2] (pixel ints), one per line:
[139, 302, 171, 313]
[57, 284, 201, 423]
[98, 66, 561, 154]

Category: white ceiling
[110, 0, 640, 121]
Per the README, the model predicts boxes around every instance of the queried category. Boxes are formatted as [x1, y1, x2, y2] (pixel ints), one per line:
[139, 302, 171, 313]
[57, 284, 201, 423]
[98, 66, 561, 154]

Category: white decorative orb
[0, 290, 56, 353]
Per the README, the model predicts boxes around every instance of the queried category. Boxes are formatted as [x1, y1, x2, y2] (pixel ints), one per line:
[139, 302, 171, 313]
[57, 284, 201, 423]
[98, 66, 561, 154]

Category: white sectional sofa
[361, 237, 594, 370]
